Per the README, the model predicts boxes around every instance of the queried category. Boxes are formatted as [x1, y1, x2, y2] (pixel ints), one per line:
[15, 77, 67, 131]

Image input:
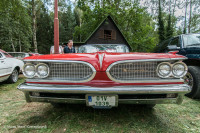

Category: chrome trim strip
[0, 67, 12, 70]
[24, 60, 96, 72]
[26, 73, 97, 83]
[24, 60, 96, 83]
[28, 96, 179, 104]
[24, 58, 187, 63]
[106, 75, 184, 84]
[18, 83, 191, 94]
[98, 53, 104, 69]
[25, 78, 184, 83]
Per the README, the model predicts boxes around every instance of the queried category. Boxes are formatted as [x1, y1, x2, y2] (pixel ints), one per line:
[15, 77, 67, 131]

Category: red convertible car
[18, 44, 190, 108]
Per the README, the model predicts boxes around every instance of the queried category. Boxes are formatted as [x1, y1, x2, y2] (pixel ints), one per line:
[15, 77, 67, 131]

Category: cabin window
[99, 29, 116, 40]
[104, 30, 112, 39]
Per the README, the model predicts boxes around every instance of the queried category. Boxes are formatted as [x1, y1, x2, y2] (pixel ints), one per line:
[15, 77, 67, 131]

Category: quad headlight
[172, 62, 187, 78]
[23, 63, 49, 78]
[156, 62, 172, 78]
[36, 63, 49, 78]
[156, 62, 187, 78]
[23, 64, 36, 78]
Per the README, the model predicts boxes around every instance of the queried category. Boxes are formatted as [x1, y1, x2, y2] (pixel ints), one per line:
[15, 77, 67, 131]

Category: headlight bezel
[172, 62, 188, 78]
[23, 63, 49, 78]
[35, 63, 50, 78]
[22, 63, 36, 78]
[156, 61, 188, 78]
[156, 62, 172, 78]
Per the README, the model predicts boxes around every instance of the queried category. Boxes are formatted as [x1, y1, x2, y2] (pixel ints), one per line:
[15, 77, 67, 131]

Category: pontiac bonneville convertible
[18, 44, 190, 108]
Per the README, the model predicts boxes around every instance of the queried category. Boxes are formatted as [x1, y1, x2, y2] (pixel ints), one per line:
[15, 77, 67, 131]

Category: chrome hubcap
[12, 69, 18, 82]
[183, 72, 193, 88]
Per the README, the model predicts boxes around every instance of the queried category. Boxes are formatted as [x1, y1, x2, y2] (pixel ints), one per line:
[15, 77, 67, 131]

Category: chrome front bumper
[17, 83, 191, 105]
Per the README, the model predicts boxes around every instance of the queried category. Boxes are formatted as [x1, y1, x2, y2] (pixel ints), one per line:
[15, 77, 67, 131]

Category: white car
[0, 50, 24, 83]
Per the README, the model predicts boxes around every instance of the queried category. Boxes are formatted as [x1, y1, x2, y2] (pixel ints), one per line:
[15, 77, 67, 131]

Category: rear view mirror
[167, 45, 180, 51]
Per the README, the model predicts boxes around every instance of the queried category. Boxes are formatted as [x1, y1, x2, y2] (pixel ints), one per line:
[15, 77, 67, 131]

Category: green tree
[36, 4, 54, 54]
[158, 0, 165, 43]
[0, 0, 32, 52]
[59, 5, 76, 44]
[74, 0, 157, 52]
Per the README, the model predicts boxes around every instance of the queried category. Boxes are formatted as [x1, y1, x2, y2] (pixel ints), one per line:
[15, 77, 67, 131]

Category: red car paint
[24, 52, 186, 87]
[24, 52, 186, 71]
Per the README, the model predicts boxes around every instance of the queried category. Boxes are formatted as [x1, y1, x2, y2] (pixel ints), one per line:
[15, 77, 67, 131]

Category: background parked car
[0, 50, 24, 83]
[29, 53, 40, 56]
[7, 52, 30, 60]
[154, 33, 200, 99]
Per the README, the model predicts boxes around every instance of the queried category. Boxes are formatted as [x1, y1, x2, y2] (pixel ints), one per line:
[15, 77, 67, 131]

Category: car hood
[24, 52, 186, 71]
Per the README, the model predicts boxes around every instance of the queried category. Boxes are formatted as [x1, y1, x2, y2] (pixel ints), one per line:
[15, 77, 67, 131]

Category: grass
[0, 77, 200, 133]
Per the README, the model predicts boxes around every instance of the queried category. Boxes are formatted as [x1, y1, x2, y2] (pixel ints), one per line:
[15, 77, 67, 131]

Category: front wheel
[184, 66, 200, 99]
[7, 68, 19, 83]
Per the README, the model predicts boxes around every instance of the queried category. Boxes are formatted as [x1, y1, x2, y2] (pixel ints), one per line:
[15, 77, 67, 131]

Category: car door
[0, 52, 10, 82]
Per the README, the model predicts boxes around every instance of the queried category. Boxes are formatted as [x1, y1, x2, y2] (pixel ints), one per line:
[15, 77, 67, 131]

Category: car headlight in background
[156, 62, 172, 78]
[23, 64, 36, 78]
[172, 62, 187, 78]
[36, 63, 49, 78]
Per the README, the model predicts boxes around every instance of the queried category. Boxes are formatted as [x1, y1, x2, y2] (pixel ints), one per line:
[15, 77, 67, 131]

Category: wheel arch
[183, 59, 200, 67]
[15, 66, 20, 74]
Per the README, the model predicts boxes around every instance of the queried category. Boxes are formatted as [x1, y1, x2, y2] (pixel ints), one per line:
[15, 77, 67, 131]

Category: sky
[49, 0, 199, 29]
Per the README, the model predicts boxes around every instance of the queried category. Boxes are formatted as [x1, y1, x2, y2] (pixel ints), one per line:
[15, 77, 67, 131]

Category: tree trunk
[19, 36, 21, 52]
[184, 0, 188, 34]
[32, 0, 38, 53]
[10, 35, 15, 52]
[172, 0, 177, 16]
[158, 0, 165, 43]
[80, 21, 81, 42]
[188, 0, 192, 33]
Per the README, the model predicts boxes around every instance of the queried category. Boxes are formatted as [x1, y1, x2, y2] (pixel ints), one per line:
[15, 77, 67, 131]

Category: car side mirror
[167, 45, 180, 51]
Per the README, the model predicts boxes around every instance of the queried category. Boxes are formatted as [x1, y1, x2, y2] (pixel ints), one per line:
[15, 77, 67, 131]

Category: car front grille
[45, 62, 95, 82]
[107, 61, 159, 81]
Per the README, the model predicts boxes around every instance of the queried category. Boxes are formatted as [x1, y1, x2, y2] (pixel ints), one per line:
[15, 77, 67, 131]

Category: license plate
[86, 95, 118, 108]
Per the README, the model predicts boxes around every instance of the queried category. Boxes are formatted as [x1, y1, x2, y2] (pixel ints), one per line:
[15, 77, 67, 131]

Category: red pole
[54, 0, 59, 54]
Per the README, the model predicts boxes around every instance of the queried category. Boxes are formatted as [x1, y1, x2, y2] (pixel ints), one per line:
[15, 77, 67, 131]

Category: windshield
[78, 44, 129, 53]
[8, 53, 28, 58]
[183, 34, 200, 47]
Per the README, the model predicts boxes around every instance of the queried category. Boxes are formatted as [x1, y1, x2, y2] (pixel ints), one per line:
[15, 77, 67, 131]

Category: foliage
[36, 4, 54, 54]
[0, 0, 199, 53]
[59, 5, 76, 44]
[158, 0, 166, 43]
[73, 0, 157, 52]
[0, 0, 32, 52]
